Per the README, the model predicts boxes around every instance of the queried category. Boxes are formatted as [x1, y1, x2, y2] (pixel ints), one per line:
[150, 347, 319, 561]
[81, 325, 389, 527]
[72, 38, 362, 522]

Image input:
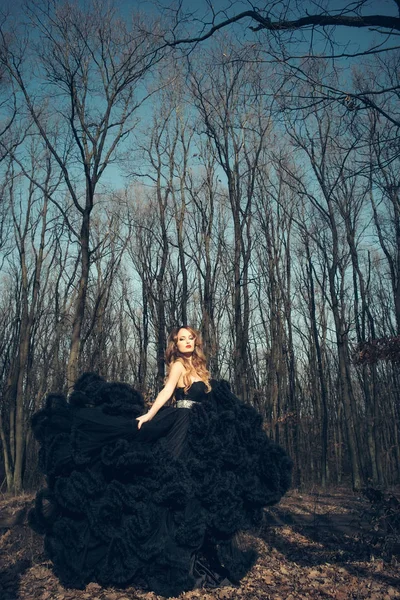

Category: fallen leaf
[334, 591, 349, 600]
[86, 583, 102, 591]
[308, 569, 320, 578]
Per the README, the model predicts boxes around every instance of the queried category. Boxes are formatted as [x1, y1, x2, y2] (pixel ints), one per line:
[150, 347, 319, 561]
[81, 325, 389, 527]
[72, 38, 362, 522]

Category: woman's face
[176, 328, 195, 355]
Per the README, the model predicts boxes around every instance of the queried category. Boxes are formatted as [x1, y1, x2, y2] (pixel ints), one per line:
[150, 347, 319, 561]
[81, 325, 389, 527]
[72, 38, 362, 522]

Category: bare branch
[167, 10, 400, 46]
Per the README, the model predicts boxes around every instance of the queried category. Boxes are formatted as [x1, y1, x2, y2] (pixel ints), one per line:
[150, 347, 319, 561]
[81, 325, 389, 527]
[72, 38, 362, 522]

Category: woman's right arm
[136, 362, 184, 429]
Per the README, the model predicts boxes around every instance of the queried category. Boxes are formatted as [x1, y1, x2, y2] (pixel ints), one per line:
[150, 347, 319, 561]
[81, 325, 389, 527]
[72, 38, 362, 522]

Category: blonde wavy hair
[165, 326, 211, 393]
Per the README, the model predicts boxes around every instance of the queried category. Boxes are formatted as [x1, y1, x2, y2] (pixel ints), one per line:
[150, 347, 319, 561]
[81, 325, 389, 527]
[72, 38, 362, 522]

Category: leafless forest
[0, 0, 399, 496]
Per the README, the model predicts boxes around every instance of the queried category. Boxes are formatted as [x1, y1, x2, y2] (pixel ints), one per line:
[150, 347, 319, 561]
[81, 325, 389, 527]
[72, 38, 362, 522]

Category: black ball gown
[29, 373, 292, 597]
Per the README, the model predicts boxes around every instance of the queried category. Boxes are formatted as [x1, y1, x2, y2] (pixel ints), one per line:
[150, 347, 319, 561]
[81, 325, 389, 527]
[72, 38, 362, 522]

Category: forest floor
[0, 488, 399, 600]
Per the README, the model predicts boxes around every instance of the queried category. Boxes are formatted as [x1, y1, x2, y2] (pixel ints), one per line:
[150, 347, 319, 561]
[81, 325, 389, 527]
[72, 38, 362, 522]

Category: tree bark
[67, 209, 90, 389]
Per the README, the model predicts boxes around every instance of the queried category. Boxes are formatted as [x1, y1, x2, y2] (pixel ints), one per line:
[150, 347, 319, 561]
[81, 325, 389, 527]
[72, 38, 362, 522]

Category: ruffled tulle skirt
[29, 374, 292, 597]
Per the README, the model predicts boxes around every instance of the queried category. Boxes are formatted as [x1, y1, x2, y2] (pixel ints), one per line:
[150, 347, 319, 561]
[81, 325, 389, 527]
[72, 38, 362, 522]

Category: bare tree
[164, 0, 400, 129]
[168, 0, 400, 43]
[0, 143, 62, 492]
[80, 200, 131, 376]
[281, 85, 366, 487]
[0, 0, 164, 387]
[251, 152, 301, 480]
[189, 39, 271, 401]
[367, 120, 400, 335]
[186, 137, 227, 377]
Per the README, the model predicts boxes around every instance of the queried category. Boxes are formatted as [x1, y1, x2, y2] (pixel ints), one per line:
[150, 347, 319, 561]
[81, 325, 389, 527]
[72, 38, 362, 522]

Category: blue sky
[5, 0, 396, 71]
[3, 0, 398, 190]
[5, 0, 397, 27]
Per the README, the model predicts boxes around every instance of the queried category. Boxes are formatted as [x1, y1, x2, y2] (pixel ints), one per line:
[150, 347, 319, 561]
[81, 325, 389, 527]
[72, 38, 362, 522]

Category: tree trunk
[306, 248, 329, 487]
[67, 209, 91, 389]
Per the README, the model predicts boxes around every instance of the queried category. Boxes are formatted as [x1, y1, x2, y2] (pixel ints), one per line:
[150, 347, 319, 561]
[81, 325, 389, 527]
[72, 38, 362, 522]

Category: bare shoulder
[164, 360, 185, 391]
[170, 360, 185, 374]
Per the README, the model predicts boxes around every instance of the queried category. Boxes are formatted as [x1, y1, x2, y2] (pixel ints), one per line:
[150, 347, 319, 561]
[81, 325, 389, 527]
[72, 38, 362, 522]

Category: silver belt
[176, 399, 197, 409]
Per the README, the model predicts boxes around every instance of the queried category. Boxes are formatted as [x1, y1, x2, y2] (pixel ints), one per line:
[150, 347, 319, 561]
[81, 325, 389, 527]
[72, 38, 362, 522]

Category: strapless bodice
[175, 380, 208, 404]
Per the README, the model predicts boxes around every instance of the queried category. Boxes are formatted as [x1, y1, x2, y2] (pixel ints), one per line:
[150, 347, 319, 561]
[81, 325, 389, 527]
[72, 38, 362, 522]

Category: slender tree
[1, 0, 164, 387]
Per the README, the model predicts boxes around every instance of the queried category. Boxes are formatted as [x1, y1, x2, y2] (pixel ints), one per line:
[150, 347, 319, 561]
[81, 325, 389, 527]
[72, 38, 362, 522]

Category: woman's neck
[180, 355, 193, 366]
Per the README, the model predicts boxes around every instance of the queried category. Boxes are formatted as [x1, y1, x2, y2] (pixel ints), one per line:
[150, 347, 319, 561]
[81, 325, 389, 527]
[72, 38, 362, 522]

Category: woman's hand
[136, 412, 153, 430]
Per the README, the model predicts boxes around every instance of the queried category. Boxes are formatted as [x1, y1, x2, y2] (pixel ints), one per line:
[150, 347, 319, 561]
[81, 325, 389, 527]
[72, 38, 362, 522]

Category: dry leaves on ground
[1, 488, 399, 600]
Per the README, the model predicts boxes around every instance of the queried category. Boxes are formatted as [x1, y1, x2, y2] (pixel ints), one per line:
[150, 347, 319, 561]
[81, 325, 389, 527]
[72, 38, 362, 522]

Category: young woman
[30, 326, 292, 596]
[135, 326, 212, 458]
